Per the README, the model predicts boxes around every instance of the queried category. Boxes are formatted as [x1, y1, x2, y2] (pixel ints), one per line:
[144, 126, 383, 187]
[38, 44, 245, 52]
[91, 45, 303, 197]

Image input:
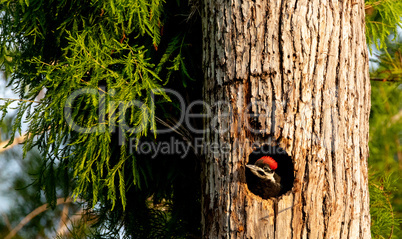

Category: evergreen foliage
[1, 0, 202, 237]
[0, 0, 178, 207]
[0, 125, 80, 239]
[369, 40, 402, 238]
[365, 0, 402, 52]
[365, 0, 402, 237]
[369, 173, 401, 238]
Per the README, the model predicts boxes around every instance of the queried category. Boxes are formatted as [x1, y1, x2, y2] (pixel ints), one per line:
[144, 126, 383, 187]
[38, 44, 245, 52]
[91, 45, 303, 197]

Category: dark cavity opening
[246, 144, 294, 199]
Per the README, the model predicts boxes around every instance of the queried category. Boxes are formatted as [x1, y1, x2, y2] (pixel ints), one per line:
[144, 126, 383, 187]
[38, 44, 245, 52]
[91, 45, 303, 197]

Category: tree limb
[0, 134, 27, 153]
[370, 78, 401, 82]
[57, 204, 70, 234]
[5, 197, 73, 239]
[55, 208, 85, 237]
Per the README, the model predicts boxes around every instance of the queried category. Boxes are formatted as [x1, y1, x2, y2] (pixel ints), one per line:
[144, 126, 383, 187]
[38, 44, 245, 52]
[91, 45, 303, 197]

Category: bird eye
[263, 166, 270, 171]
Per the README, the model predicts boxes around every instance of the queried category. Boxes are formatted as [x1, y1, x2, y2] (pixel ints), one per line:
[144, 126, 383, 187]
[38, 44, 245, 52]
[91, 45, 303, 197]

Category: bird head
[246, 156, 278, 180]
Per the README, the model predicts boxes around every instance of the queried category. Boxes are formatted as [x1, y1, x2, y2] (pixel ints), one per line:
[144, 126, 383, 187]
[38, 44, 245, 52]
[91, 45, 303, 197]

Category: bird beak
[246, 164, 263, 176]
[246, 164, 258, 170]
[246, 164, 273, 180]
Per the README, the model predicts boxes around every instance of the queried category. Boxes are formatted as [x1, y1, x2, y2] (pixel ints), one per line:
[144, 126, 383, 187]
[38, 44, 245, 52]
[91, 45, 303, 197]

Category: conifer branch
[56, 209, 81, 237]
[0, 97, 41, 104]
[365, 0, 382, 10]
[386, 189, 395, 239]
[57, 204, 70, 234]
[155, 116, 196, 155]
[5, 197, 74, 239]
[370, 78, 401, 82]
[79, 79, 108, 94]
[2, 213, 12, 231]
[0, 134, 27, 153]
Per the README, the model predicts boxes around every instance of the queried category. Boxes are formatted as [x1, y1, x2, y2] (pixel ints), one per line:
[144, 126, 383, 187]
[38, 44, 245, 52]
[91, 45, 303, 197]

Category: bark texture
[201, 0, 371, 238]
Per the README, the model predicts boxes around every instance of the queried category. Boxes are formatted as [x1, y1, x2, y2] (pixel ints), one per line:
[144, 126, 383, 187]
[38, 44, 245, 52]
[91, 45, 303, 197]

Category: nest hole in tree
[246, 144, 294, 198]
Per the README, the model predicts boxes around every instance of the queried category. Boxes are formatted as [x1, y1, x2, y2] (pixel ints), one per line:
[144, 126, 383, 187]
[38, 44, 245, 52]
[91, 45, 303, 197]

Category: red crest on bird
[256, 156, 278, 170]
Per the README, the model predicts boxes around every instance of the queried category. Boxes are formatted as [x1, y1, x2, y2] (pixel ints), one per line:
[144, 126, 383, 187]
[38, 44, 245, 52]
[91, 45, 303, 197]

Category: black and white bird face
[246, 164, 275, 182]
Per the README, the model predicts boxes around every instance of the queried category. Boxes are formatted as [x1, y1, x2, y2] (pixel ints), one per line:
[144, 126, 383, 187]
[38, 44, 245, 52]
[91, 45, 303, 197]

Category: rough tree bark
[201, 0, 371, 238]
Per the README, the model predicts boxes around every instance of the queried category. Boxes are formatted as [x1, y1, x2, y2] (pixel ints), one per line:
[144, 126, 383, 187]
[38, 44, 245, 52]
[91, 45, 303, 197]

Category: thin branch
[80, 79, 108, 94]
[55, 208, 85, 237]
[0, 134, 27, 153]
[370, 78, 401, 82]
[0, 97, 41, 104]
[155, 116, 197, 156]
[366, 21, 394, 27]
[386, 189, 395, 239]
[57, 204, 70, 234]
[2, 213, 12, 231]
[5, 197, 73, 239]
[365, 0, 382, 10]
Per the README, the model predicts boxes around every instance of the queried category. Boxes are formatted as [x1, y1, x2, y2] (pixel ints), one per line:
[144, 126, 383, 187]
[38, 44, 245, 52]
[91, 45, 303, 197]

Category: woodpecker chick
[246, 156, 281, 199]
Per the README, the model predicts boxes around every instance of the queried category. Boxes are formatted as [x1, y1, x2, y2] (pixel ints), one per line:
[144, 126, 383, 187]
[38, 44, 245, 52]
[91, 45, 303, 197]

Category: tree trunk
[201, 0, 371, 238]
